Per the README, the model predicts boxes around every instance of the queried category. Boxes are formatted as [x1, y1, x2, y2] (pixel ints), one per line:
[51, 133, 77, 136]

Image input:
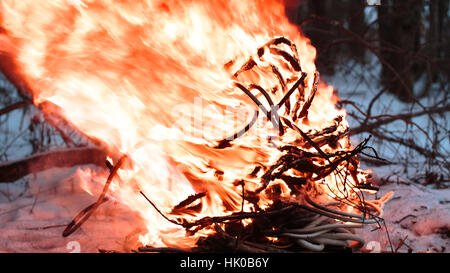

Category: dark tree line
[286, 0, 449, 101]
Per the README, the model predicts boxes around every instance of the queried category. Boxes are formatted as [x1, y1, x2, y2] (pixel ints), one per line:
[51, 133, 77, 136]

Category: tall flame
[0, 0, 366, 248]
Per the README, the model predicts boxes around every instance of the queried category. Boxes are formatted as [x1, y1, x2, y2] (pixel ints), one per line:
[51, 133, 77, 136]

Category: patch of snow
[357, 181, 450, 253]
[0, 165, 145, 253]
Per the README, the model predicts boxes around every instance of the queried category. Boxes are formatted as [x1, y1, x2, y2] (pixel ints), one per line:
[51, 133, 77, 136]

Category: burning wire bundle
[63, 37, 393, 252]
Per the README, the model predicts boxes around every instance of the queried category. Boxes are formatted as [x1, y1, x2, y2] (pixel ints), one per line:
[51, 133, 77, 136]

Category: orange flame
[0, 0, 370, 248]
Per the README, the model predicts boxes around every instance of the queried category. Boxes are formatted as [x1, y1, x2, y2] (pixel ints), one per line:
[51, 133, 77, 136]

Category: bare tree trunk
[426, 0, 449, 86]
[378, 0, 422, 101]
[0, 147, 107, 183]
[348, 0, 366, 62]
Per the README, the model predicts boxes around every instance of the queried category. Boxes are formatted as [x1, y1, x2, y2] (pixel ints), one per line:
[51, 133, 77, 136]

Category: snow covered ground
[0, 164, 448, 253]
[0, 166, 145, 253]
[356, 179, 450, 252]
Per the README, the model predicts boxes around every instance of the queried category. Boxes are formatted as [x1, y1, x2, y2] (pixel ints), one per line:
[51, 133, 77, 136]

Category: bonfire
[0, 0, 394, 252]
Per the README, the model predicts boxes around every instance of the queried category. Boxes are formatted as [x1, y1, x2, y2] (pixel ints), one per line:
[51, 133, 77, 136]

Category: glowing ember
[0, 0, 391, 250]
